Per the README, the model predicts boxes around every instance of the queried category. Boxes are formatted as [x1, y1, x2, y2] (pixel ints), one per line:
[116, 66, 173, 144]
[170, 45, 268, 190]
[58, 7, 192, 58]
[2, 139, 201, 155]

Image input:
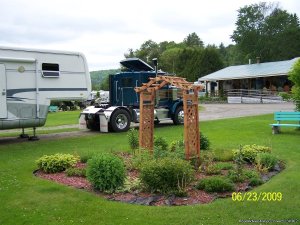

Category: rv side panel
[0, 46, 91, 130]
[0, 64, 7, 118]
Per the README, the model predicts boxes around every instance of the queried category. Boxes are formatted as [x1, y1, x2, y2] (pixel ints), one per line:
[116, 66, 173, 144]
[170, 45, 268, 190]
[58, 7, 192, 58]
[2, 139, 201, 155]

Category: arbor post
[139, 89, 155, 152]
[183, 88, 200, 163]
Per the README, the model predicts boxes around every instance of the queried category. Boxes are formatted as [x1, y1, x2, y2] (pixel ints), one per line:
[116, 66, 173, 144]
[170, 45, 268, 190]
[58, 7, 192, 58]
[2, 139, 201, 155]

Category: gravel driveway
[199, 102, 295, 121]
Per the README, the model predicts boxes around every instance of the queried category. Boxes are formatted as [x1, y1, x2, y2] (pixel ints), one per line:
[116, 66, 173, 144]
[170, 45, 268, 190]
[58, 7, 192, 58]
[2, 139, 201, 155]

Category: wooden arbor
[134, 75, 203, 161]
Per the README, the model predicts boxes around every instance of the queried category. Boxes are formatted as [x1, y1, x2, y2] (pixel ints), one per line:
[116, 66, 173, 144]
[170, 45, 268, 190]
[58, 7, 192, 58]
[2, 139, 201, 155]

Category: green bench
[270, 111, 300, 134]
[48, 105, 59, 112]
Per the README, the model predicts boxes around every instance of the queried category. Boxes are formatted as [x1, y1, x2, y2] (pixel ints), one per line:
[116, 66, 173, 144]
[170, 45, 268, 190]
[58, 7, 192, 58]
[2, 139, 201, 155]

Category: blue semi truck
[80, 58, 184, 132]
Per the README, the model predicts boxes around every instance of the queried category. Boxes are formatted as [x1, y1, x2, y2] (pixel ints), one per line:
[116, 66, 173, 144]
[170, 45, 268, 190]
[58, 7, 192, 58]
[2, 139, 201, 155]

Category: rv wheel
[110, 109, 131, 132]
[173, 105, 184, 125]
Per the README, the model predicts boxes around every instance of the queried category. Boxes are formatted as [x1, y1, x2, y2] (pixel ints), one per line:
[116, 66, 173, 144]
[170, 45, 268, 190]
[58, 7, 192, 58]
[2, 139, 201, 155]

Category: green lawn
[0, 111, 81, 137]
[45, 110, 81, 127]
[0, 114, 299, 225]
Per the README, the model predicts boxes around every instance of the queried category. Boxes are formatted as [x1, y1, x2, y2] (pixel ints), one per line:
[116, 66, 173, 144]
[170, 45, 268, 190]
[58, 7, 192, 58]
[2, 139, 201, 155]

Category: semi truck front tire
[110, 109, 131, 132]
[173, 105, 184, 125]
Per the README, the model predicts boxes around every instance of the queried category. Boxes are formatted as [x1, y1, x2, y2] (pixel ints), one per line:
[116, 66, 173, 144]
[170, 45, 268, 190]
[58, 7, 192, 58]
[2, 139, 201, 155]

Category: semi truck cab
[80, 58, 184, 132]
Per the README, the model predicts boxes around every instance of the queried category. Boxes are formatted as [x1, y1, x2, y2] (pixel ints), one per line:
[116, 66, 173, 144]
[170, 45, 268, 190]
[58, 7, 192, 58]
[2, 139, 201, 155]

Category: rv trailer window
[42, 63, 60, 77]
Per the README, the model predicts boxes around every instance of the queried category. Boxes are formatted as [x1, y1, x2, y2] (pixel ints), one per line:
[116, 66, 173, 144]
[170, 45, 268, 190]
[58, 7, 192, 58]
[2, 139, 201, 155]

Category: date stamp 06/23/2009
[232, 192, 282, 202]
[234, 192, 299, 223]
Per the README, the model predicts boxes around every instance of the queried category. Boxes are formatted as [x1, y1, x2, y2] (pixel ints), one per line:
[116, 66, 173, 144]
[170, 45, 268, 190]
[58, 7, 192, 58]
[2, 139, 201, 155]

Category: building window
[42, 63, 60, 77]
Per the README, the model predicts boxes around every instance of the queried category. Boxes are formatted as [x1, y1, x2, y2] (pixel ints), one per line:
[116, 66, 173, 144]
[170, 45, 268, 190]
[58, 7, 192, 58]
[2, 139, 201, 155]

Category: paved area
[199, 102, 295, 121]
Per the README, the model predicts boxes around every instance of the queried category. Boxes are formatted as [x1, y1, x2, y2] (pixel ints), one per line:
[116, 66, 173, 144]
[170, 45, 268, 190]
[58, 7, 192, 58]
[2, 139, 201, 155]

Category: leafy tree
[231, 2, 274, 61]
[198, 46, 224, 78]
[176, 46, 223, 81]
[263, 9, 300, 61]
[100, 75, 109, 91]
[231, 2, 300, 62]
[160, 47, 181, 74]
[218, 43, 245, 66]
[158, 41, 179, 53]
[123, 32, 222, 81]
[288, 59, 300, 111]
[133, 40, 160, 64]
[90, 69, 119, 91]
[182, 32, 204, 48]
[218, 43, 227, 61]
[174, 47, 201, 81]
[124, 40, 183, 67]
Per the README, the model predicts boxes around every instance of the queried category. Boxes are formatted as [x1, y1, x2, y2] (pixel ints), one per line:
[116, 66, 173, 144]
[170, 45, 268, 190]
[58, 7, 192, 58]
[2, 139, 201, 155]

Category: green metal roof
[199, 57, 299, 82]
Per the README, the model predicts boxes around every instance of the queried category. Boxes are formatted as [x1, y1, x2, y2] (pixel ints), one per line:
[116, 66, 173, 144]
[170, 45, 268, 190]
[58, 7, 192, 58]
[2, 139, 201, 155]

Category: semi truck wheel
[110, 109, 130, 132]
[173, 105, 184, 125]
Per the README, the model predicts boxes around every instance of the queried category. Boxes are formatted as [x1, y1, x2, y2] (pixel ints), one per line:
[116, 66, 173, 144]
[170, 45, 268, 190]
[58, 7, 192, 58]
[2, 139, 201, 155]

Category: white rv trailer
[0, 46, 91, 133]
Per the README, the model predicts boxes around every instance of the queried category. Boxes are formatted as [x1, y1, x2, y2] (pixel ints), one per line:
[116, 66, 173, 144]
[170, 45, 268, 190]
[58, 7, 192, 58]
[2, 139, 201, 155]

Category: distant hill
[90, 69, 120, 90]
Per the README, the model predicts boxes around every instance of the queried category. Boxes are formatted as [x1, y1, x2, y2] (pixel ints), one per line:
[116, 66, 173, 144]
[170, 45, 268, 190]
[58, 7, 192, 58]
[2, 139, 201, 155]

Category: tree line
[90, 69, 120, 90]
[124, 2, 300, 82]
[124, 33, 224, 82]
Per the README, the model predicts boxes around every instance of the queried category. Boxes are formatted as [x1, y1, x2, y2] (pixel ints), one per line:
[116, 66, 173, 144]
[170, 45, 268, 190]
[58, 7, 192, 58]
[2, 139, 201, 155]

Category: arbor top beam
[135, 75, 204, 93]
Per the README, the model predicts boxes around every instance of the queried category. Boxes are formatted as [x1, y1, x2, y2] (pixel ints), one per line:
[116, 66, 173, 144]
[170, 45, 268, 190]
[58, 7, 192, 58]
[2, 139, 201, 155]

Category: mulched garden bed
[34, 153, 283, 206]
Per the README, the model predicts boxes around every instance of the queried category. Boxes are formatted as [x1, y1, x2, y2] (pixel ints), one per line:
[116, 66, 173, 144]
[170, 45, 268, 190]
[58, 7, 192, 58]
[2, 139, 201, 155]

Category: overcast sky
[0, 0, 299, 70]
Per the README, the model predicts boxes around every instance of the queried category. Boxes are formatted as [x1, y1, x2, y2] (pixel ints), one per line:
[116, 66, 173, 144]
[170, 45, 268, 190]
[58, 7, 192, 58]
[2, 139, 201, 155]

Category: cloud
[0, 0, 299, 70]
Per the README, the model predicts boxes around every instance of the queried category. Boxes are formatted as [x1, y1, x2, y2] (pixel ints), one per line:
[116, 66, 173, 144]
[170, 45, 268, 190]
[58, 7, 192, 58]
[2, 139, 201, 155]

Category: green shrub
[243, 170, 258, 179]
[170, 140, 184, 152]
[199, 151, 215, 172]
[168, 140, 185, 159]
[36, 153, 79, 173]
[213, 149, 234, 162]
[249, 177, 264, 186]
[116, 177, 141, 193]
[127, 128, 139, 153]
[153, 146, 169, 159]
[228, 168, 263, 185]
[86, 153, 126, 192]
[205, 164, 221, 175]
[154, 138, 185, 160]
[243, 169, 260, 179]
[140, 157, 194, 194]
[154, 136, 168, 151]
[214, 162, 234, 170]
[131, 150, 153, 170]
[230, 145, 245, 182]
[153, 139, 185, 160]
[288, 58, 300, 111]
[255, 153, 278, 171]
[241, 167, 264, 186]
[200, 132, 210, 150]
[278, 92, 292, 101]
[65, 167, 86, 177]
[232, 144, 271, 163]
[227, 170, 246, 183]
[79, 152, 95, 163]
[196, 176, 234, 193]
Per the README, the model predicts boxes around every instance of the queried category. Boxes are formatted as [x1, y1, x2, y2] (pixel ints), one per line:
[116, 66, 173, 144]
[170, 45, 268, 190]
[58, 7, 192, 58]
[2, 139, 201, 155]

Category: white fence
[227, 89, 284, 104]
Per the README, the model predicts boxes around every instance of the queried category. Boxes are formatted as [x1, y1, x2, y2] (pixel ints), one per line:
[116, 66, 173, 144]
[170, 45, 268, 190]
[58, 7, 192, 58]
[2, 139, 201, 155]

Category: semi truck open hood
[120, 58, 154, 72]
